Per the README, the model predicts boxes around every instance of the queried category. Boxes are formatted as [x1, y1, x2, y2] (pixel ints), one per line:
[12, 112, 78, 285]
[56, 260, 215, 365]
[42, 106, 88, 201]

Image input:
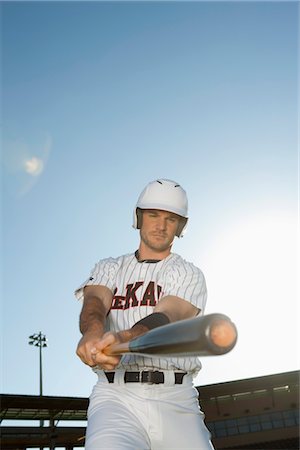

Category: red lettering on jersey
[111, 282, 163, 310]
[140, 281, 161, 306]
[111, 288, 125, 309]
[124, 282, 144, 309]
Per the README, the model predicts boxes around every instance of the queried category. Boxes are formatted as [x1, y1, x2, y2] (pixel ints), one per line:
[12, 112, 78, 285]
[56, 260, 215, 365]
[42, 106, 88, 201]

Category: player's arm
[76, 285, 120, 369]
[86, 296, 200, 370]
[115, 296, 200, 343]
[154, 295, 200, 322]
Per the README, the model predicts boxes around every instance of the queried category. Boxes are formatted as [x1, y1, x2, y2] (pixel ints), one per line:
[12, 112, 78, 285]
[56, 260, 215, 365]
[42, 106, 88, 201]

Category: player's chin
[151, 237, 172, 250]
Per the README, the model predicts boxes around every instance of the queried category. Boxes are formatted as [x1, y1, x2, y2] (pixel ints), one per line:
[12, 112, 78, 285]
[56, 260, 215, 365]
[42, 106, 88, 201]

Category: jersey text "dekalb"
[111, 281, 162, 310]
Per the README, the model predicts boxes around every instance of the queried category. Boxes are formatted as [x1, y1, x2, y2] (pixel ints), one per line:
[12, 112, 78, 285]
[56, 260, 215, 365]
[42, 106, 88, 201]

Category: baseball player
[75, 179, 214, 449]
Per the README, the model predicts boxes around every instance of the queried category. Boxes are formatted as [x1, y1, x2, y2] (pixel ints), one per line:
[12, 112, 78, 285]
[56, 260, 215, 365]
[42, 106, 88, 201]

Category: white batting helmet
[133, 179, 188, 237]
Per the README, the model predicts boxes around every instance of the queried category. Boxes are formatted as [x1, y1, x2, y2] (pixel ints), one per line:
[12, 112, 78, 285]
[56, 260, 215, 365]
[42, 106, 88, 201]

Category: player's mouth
[151, 233, 167, 240]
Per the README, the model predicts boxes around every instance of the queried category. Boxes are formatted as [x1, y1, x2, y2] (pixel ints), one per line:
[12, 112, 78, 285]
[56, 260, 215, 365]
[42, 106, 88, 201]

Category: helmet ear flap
[136, 208, 143, 229]
[176, 217, 188, 238]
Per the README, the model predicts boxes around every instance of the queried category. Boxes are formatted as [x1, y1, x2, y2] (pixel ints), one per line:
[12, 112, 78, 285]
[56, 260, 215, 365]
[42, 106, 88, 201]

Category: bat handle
[103, 341, 130, 356]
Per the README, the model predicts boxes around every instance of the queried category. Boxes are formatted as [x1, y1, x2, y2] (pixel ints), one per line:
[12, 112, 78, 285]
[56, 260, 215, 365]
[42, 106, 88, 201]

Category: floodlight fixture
[28, 331, 48, 427]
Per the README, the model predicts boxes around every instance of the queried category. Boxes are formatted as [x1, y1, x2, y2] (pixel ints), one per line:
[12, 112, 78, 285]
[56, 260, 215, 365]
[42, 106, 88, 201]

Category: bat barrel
[128, 313, 237, 357]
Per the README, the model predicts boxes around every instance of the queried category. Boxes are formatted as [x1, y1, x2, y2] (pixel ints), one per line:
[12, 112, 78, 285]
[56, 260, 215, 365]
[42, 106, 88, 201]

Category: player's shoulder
[95, 252, 135, 268]
[167, 253, 204, 276]
[168, 252, 199, 268]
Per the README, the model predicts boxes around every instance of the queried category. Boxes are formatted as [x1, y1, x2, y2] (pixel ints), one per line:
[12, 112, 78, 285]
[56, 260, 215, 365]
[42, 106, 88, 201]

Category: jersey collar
[135, 250, 162, 264]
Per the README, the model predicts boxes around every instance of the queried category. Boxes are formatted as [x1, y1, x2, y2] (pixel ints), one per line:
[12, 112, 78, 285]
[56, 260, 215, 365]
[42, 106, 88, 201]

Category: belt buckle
[141, 370, 163, 384]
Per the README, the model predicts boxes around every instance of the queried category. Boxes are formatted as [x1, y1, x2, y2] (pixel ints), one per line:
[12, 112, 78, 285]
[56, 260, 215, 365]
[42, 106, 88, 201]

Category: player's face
[139, 209, 180, 255]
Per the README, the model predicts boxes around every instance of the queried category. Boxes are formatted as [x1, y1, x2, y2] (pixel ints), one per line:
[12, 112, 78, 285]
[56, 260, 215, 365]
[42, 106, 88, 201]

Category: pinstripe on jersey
[75, 252, 207, 376]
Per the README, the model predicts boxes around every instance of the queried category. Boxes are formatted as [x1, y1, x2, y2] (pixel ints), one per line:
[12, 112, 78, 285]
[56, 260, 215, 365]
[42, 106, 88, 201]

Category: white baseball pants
[85, 371, 214, 450]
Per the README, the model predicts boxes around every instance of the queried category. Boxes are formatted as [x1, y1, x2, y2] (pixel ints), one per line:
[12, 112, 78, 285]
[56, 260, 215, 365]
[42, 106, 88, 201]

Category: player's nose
[155, 217, 167, 230]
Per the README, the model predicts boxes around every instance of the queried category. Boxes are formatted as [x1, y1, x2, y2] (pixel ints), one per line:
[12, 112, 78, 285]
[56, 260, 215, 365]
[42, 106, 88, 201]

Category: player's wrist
[116, 329, 142, 343]
[81, 323, 105, 338]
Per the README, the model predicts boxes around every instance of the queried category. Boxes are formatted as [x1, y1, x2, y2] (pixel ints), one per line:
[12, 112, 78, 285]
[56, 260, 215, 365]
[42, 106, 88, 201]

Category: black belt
[105, 371, 187, 384]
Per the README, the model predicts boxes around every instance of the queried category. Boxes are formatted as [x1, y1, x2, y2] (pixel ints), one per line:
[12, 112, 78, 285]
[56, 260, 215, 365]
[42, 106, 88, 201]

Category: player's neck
[137, 243, 172, 262]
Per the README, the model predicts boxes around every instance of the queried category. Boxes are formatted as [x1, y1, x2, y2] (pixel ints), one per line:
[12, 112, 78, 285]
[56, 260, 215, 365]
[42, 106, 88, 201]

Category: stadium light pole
[29, 331, 48, 427]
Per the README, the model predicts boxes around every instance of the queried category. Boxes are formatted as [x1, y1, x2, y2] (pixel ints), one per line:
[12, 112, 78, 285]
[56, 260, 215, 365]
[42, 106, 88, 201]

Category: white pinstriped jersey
[75, 252, 207, 376]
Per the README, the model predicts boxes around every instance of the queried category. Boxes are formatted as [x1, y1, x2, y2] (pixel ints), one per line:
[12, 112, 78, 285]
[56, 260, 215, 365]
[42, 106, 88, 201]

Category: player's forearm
[79, 297, 108, 335]
[117, 312, 170, 343]
[154, 296, 200, 322]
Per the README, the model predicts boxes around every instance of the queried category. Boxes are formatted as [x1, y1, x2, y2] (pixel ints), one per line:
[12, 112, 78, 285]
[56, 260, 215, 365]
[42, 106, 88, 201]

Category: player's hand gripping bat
[104, 313, 237, 357]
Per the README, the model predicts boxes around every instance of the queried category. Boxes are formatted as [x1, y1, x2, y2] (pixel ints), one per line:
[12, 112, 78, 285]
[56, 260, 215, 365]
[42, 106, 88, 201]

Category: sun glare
[24, 156, 44, 176]
[206, 212, 296, 307]
[196, 211, 298, 384]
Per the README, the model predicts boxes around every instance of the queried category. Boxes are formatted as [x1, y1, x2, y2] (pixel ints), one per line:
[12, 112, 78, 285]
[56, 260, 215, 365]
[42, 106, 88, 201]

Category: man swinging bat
[75, 179, 223, 449]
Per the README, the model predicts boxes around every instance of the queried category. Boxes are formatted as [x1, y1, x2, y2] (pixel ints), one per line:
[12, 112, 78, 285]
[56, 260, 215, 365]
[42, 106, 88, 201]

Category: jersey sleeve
[74, 257, 118, 302]
[162, 261, 207, 313]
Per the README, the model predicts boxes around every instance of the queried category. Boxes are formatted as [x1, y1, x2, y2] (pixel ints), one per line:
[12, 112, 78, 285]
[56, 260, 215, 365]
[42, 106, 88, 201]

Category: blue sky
[1, 0, 298, 403]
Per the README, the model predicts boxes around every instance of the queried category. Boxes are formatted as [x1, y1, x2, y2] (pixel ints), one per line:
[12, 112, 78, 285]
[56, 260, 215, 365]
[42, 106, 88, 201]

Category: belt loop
[114, 369, 125, 384]
[163, 371, 176, 386]
[99, 371, 111, 384]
